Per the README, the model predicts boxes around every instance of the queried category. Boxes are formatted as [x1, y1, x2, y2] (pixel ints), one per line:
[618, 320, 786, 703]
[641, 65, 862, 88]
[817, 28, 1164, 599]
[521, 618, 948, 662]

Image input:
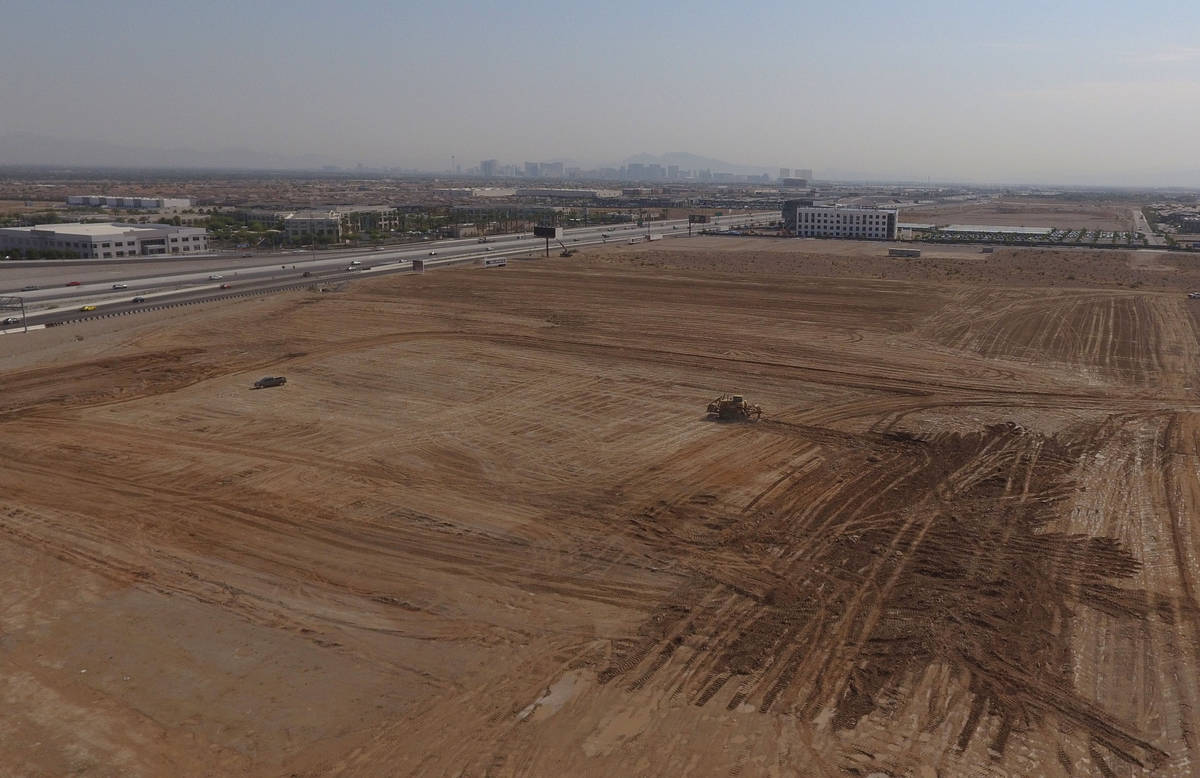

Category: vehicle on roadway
[1189, 292, 1200, 300]
[350, 260, 361, 265]
[2, 316, 21, 325]
[66, 281, 81, 286]
[428, 250, 438, 256]
[208, 274, 224, 280]
[21, 285, 38, 291]
[79, 304, 97, 312]
[220, 283, 232, 289]
[132, 296, 145, 303]
[112, 283, 128, 289]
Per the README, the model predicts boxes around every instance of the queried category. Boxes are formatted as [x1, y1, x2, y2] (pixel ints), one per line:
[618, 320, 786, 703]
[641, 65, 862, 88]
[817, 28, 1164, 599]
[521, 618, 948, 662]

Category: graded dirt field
[900, 197, 1138, 231]
[4, 237, 1200, 776]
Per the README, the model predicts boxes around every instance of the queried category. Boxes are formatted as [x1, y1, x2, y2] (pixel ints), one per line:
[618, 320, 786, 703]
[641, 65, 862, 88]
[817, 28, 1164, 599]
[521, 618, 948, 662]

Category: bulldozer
[706, 394, 762, 422]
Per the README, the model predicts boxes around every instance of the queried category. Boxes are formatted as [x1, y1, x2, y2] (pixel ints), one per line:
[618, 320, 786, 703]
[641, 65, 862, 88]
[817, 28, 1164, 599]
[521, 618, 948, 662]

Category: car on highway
[220, 283, 232, 289]
[131, 296, 145, 303]
[79, 305, 97, 312]
[428, 250, 437, 256]
[66, 281, 81, 286]
[208, 274, 223, 280]
[21, 285, 38, 291]
[349, 260, 361, 265]
[1, 316, 21, 325]
[111, 283, 128, 289]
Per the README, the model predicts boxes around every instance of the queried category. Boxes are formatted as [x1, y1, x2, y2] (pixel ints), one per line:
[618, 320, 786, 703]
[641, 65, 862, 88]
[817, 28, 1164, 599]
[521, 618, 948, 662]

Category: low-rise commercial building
[515, 188, 620, 200]
[67, 195, 192, 209]
[282, 210, 342, 241]
[783, 201, 897, 240]
[281, 206, 400, 241]
[0, 222, 208, 258]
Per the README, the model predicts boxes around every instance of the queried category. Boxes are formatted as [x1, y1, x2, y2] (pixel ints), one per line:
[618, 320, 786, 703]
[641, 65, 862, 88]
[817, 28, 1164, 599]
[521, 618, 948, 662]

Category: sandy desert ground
[3, 237, 1200, 777]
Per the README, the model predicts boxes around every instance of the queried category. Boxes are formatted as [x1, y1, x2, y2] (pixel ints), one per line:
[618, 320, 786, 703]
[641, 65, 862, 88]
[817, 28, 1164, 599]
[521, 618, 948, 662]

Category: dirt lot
[900, 197, 1138, 231]
[3, 237, 1200, 776]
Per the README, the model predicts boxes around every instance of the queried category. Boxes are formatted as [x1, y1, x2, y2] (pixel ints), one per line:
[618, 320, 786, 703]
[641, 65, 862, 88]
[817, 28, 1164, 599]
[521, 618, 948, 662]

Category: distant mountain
[621, 151, 774, 177]
[0, 132, 337, 171]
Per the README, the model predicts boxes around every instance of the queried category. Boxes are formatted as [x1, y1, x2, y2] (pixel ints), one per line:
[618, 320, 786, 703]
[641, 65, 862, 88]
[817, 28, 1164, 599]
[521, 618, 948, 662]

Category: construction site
[3, 236, 1200, 776]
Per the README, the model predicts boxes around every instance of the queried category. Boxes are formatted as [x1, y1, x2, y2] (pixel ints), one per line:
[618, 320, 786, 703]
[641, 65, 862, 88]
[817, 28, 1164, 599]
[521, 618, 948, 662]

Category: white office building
[0, 222, 208, 258]
[783, 202, 898, 240]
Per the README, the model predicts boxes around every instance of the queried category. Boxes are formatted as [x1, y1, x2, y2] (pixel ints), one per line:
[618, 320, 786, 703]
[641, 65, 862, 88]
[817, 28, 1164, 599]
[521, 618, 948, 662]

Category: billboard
[483, 257, 507, 268]
[533, 225, 562, 239]
[412, 259, 425, 273]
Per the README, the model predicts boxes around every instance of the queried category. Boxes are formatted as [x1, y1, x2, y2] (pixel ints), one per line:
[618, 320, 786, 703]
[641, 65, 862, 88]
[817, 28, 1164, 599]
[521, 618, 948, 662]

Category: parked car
[131, 296, 146, 303]
[253, 376, 287, 389]
[111, 283, 128, 289]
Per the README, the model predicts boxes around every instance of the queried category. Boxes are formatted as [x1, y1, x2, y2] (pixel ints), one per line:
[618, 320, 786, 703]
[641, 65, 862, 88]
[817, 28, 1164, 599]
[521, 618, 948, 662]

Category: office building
[783, 202, 897, 240]
[0, 222, 208, 258]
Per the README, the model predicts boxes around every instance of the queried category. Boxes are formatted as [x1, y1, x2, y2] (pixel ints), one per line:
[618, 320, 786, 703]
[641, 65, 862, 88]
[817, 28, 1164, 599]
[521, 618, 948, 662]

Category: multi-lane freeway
[0, 213, 778, 332]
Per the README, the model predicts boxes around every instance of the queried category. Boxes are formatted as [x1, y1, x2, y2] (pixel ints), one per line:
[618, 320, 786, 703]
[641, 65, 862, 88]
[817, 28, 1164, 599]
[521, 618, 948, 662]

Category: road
[1132, 207, 1167, 246]
[1, 213, 778, 332]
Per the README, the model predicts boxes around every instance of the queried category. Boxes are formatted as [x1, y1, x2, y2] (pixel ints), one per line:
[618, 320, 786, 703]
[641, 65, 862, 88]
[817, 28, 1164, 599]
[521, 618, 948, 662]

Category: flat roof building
[784, 202, 898, 240]
[281, 206, 401, 241]
[0, 222, 208, 258]
[67, 196, 192, 209]
[515, 188, 620, 199]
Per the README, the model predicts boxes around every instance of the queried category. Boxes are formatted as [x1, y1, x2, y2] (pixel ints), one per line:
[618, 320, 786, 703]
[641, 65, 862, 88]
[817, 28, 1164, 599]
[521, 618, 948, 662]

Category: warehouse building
[783, 201, 897, 240]
[0, 222, 208, 258]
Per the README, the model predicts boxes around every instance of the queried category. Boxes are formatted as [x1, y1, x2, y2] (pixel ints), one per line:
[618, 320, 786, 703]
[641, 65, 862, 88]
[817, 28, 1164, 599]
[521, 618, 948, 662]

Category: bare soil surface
[900, 198, 1138, 231]
[3, 237, 1200, 776]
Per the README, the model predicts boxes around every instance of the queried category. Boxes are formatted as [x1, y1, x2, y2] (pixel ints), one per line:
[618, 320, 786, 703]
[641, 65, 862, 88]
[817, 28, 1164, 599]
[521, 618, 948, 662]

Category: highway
[1, 212, 779, 333]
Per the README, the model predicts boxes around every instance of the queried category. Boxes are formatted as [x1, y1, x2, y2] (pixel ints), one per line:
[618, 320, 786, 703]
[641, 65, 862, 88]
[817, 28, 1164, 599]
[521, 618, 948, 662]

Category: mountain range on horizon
[1, 133, 1196, 189]
[0, 133, 785, 177]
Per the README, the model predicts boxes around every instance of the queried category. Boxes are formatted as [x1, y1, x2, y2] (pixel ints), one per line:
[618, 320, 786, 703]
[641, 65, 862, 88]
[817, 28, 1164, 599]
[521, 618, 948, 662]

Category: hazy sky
[3, 0, 1199, 184]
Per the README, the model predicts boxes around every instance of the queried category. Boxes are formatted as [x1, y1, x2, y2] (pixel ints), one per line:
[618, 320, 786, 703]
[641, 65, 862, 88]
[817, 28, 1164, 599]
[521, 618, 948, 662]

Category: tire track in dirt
[599, 422, 1170, 771]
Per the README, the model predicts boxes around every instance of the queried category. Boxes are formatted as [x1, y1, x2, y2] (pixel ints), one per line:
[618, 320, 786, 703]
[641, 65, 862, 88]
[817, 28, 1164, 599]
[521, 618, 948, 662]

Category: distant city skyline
[3, 0, 1199, 187]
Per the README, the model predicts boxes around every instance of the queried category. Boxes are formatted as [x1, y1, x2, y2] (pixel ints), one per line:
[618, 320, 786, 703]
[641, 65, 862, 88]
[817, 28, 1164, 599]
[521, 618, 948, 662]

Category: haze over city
[4, 0, 1199, 186]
